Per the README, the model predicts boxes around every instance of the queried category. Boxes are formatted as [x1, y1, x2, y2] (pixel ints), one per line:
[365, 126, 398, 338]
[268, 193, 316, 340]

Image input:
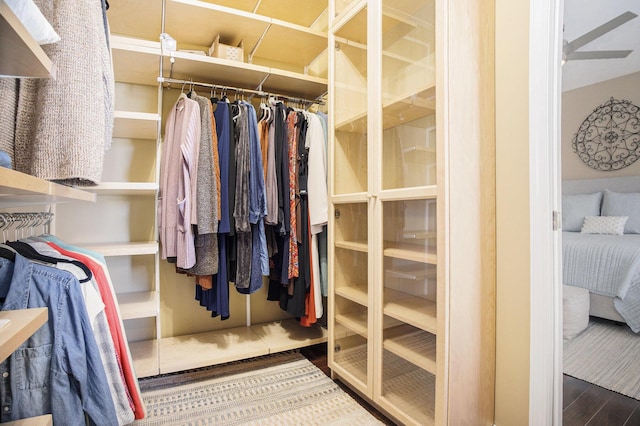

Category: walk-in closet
[0, 0, 497, 424]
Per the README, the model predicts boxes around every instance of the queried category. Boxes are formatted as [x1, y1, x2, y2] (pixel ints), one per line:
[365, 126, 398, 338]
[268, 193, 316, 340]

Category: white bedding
[563, 232, 640, 332]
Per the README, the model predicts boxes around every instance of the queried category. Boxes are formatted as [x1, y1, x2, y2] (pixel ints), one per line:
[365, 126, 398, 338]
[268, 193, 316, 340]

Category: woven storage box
[208, 34, 244, 62]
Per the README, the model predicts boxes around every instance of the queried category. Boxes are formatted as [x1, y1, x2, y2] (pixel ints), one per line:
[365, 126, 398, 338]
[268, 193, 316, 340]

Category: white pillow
[601, 190, 640, 234]
[562, 192, 603, 232]
[5, 0, 60, 45]
[581, 216, 629, 235]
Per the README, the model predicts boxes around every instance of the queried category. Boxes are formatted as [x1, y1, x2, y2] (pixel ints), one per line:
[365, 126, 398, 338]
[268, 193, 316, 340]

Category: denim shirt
[0, 254, 117, 425]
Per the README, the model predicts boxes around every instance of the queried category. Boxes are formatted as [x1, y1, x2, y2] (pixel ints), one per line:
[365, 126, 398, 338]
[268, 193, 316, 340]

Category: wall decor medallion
[572, 97, 640, 171]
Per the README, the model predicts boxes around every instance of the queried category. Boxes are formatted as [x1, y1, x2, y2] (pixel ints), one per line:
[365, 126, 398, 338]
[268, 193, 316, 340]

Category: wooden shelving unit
[0, 1, 51, 78]
[70, 0, 331, 379]
[0, 168, 96, 205]
[0, 308, 48, 362]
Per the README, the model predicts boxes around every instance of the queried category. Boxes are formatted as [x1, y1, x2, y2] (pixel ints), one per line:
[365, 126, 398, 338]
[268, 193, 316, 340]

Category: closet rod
[157, 77, 325, 106]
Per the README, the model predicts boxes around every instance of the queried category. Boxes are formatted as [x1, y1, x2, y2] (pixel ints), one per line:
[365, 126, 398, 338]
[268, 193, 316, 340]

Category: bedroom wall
[562, 71, 640, 180]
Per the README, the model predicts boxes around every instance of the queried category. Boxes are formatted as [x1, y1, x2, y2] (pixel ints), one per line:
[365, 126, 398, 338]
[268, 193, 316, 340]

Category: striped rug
[133, 351, 384, 426]
[564, 318, 640, 400]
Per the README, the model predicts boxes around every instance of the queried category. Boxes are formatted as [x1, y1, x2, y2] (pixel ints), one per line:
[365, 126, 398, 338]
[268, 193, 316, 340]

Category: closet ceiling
[563, 0, 640, 91]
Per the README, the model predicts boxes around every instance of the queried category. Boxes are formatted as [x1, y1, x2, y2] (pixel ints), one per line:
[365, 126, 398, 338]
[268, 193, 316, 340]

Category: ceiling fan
[563, 11, 638, 63]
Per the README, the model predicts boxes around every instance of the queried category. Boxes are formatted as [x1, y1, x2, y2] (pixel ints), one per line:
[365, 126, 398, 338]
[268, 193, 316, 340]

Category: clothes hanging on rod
[0, 213, 145, 424]
[158, 87, 328, 326]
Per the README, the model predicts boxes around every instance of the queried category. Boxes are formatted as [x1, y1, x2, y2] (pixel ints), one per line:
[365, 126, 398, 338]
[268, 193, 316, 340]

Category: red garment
[300, 215, 317, 327]
[46, 242, 146, 420]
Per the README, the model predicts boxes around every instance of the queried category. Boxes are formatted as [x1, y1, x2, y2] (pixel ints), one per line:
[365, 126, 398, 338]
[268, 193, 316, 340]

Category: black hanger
[0, 246, 15, 262]
[6, 241, 92, 283]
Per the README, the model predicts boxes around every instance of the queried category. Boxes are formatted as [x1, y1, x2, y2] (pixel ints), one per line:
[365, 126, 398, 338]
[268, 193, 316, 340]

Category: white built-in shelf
[384, 289, 437, 334]
[78, 242, 158, 257]
[0, 1, 51, 78]
[0, 308, 47, 362]
[129, 339, 159, 378]
[110, 37, 161, 86]
[156, 318, 327, 375]
[334, 240, 368, 253]
[335, 285, 368, 306]
[379, 185, 437, 201]
[89, 182, 158, 196]
[118, 291, 159, 320]
[113, 111, 160, 140]
[384, 325, 436, 374]
[0, 168, 96, 205]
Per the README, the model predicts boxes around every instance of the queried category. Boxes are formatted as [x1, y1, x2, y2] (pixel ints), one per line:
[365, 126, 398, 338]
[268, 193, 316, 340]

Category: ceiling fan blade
[566, 50, 633, 60]
[564, 11, 638, 55]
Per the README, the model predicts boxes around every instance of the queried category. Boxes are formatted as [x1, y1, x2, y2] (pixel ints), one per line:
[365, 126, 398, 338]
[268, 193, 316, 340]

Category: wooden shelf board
[384, 325, 436, 374]
[0, 2, 51, 78]
[378, 185, 437, 201]
[335, 311, 367, 337]
[162, 51, 327, 100]
[383, 290, 437, 334]
[330, 192, 369, 204]
[4, 415, 52, 426]
[250, 318, 327, 353]
[331, 342, 368, 393]
[334, 240, 368, 253]
[78, 241, 159, 257]
[335, 285, 368, 306]
[379, 358, 436, 426]
[150, 319, 329, 375]
[129, 339, 159, 378]
[105, 1, 163, 42]
[159, 326, 269, 374]
[90, 182, 158, 195]
[383, 242, 436, 264]
[0, 168, 96, 205]
[166, 0, 327, 71]
[385, 265, 436, 281]
[118, 291, 159, 320]
[111, 37, 162, 86]
[113, 111, 160, 140]
[0, 308, 48, 362]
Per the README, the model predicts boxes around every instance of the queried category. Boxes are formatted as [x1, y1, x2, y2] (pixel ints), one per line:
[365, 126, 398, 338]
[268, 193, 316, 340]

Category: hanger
[6, 241, 93, 283]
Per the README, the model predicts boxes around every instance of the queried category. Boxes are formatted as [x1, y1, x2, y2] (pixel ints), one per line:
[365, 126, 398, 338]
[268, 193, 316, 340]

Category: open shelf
[113, 111, 160, 140]
[129, 339, 159, 378]
[89, 182, 158, 196]
[118, 292, 159, 320]
[158, 318, 327, 375]
[0, 308, 48, 362]
[0, 168, 96, 206]
[384, 289, 437, 334]
[111, 36, 162, 86]
[78, 242, 159, 257]
[0, 1, 51, 78]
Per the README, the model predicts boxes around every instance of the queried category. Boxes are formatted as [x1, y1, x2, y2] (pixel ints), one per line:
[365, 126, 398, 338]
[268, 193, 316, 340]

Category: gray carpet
[133, 351, 384, 425]
[564, 318, 640, 400]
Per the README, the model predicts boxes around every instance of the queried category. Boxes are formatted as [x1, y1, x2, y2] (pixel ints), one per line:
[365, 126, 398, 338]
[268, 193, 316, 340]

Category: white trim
[528, 0, 563, 424]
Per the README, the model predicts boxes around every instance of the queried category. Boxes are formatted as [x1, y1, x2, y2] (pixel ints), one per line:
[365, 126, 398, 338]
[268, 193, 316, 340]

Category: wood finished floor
[564, 374, 640, 426]
[300, 344, 397, 425]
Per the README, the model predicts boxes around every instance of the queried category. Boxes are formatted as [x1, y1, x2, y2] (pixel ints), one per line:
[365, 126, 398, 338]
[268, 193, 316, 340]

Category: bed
[563, 176, 640, 332]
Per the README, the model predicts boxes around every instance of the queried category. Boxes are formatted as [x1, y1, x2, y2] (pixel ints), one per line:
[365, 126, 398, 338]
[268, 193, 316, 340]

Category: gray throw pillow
[601, 189, 640, 234]
[562, 192, 602, 232]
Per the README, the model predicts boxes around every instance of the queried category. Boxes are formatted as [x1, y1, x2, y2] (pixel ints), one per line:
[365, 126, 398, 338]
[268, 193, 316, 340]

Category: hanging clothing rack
[0, 212, 54, 242]
[157, 77, 325, 106]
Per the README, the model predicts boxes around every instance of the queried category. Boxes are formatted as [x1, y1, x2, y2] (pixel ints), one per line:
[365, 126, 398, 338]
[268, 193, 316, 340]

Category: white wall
[562, 71, 640, 179]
